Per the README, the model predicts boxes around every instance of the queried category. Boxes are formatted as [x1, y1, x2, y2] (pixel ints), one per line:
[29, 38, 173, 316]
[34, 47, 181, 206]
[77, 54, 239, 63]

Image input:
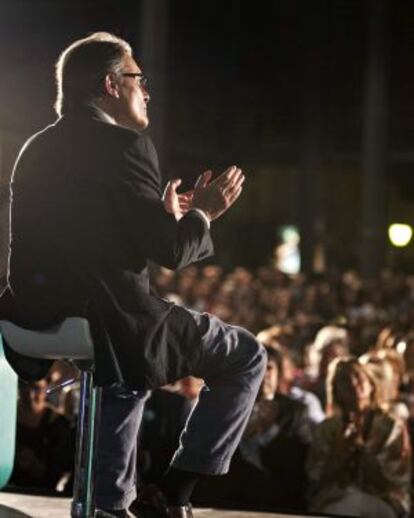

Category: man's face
[114, 55, 150, 130]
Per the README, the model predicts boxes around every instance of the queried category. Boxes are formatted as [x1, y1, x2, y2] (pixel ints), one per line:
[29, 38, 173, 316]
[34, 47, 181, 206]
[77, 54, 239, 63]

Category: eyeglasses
[121, 72, 148, 88]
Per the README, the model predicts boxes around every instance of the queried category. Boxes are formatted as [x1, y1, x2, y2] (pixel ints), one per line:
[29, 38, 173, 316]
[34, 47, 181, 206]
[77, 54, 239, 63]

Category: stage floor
[0, 491, 327, 518]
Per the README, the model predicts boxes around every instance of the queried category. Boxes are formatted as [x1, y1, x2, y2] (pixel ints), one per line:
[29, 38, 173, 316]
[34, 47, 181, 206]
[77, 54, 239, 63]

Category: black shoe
[96, 509, 136, 518]
[133, 501, 167, 518]
[132, 486, 193, 518]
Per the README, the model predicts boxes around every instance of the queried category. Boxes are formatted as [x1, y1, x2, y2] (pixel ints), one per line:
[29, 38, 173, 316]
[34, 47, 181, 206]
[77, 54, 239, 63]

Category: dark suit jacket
[1, 107, 214, 389]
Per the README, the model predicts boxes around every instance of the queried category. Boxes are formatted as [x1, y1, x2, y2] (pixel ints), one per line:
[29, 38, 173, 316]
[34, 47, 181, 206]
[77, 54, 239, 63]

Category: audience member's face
[115, 54, 150, 130]
[260, 359, 278, 399]
[338, 366, 373, 414]
[20, 379, 48, 410]
[320, 341, 348, 377]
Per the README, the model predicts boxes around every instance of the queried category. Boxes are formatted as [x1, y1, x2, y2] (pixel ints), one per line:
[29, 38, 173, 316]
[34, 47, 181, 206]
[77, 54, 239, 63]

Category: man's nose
[142, 87, 150, 102]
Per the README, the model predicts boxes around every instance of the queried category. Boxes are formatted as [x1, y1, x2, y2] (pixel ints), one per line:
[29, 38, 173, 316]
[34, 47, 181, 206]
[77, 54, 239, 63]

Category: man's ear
[104, 73, 120, 98]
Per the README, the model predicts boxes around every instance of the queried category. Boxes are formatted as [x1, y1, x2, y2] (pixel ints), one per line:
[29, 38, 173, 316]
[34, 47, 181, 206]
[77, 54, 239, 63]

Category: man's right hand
[191, 165, 245, 222]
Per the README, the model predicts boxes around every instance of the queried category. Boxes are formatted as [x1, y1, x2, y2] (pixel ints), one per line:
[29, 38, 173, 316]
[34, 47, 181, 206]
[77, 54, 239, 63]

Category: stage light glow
[388, 224, 413, 248]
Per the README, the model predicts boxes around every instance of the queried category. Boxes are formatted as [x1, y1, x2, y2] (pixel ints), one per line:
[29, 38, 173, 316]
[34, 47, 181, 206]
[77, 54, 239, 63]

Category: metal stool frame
[71, 365, 102, 518]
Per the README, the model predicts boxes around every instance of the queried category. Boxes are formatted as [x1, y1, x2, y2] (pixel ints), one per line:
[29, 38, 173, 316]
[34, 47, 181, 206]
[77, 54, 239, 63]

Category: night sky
[0, 0, 413, 272]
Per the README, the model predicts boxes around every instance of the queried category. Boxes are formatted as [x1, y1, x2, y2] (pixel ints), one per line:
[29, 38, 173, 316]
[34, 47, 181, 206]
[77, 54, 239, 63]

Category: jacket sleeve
[110, 134, 214, 270]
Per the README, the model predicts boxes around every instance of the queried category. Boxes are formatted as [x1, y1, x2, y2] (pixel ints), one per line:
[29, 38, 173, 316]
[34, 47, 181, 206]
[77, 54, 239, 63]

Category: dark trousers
[95, 310, 267, 510]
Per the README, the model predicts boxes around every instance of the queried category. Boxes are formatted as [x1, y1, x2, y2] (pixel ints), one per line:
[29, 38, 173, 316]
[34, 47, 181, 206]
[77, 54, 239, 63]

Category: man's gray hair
[55, 32, 132, 116]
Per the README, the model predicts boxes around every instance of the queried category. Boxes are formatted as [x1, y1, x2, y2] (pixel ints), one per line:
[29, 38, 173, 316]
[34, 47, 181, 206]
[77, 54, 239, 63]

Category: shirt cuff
[189, 208, 211, 229]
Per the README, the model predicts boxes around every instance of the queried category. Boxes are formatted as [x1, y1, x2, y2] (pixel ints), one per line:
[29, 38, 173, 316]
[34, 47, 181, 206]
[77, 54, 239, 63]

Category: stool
[0, 317, 102, 518]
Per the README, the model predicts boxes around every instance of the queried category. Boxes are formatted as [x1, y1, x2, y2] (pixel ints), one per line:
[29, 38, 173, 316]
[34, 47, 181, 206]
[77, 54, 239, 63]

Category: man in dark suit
[3, 33, 266, 517]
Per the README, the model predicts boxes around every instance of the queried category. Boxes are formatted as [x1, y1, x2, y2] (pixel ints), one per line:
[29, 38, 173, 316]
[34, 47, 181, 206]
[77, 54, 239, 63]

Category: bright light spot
[396, 341, 407, 355]
[275, 225, 301, 274]
[388, 224, 413, 248]
[281, 226, 300, 245]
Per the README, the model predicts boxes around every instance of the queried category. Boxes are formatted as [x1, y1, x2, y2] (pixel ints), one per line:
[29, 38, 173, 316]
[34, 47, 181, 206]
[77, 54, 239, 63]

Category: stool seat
[0, 317, 94, 360]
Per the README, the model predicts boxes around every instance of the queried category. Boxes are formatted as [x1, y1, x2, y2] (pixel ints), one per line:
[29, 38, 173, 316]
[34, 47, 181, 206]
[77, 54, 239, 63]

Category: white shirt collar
[88, 103, 117, 126]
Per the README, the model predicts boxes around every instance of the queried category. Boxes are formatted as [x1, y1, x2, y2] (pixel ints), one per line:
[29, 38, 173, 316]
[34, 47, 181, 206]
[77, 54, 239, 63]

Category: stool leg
[71, 369, 102, 518]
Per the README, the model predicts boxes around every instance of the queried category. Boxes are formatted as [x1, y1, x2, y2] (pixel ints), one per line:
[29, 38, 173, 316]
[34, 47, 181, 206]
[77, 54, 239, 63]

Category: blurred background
[0, 0, 413, 278]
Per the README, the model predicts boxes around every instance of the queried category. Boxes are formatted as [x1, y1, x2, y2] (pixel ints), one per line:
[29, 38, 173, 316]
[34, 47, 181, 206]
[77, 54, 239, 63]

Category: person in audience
[400, 332, 414, 423]
[307, 357, 411, 518]
[257, 325, 325, 424]
[45, 361, 80, 425]
[303, 325, 349, 408]
[360, 350, 409, 421]
[10, 379, 74, 493]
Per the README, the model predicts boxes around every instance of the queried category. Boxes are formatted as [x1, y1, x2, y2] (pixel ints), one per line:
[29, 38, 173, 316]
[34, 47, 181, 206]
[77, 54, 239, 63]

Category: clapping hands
[192, 165, 245, 221]
[163, 165, 245, 222]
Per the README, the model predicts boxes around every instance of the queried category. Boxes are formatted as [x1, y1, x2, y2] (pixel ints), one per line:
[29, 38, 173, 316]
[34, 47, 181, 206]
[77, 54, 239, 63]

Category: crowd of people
[9, 264, 414, 517]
